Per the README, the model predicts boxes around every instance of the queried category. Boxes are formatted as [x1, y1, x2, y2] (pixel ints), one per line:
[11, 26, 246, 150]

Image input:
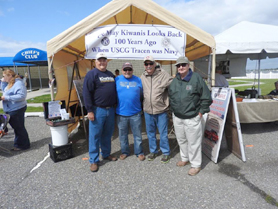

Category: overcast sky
[1, 0, 278, 68]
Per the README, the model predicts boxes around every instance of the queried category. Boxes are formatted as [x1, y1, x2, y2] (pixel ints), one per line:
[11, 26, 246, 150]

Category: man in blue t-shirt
[83, 52, 118, 172]
[116, 62, 145, 161]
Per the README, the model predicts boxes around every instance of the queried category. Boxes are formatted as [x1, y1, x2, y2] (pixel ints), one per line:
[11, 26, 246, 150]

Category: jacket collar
[143, 66, 161, 76]
[176, 68, 193, 81]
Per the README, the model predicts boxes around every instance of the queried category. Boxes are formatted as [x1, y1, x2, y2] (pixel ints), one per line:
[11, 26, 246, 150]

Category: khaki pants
[173, 113, 203, 168]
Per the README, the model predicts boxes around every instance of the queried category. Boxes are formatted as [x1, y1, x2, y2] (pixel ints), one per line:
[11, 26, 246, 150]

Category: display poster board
[224, 89, 246, 162]
[73, 79, 85, 107]
[48, 100, 63, 118]
[202, 88, 246, 163]
[72, 79, 88, 140]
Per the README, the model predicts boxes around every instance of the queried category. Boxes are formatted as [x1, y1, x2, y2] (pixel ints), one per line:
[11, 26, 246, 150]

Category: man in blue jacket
[83, 53, 117, 172]
[169, 56, 212, 176]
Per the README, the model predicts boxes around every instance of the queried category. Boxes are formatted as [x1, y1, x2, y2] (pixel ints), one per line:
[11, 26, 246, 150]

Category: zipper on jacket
[180, 80, 183, 104]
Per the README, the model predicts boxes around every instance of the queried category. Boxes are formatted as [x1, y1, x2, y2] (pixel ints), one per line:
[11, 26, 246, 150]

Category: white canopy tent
[194, 21, 278, 92]
[47, 0, 216, 132]
[216, 21, 278, 55]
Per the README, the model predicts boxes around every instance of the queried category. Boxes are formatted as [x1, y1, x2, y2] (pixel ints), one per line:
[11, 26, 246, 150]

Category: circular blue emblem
[101, 37, 110, 46]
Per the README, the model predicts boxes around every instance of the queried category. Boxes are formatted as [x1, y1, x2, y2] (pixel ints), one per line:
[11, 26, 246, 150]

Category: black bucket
[244, 86, 257, 98]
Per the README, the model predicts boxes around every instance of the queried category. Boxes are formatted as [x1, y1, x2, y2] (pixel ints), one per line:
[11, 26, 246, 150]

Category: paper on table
[242, 98, 258, 102]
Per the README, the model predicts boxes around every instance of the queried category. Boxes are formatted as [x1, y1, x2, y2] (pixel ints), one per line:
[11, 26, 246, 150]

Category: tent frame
[46, 0, 216, 132]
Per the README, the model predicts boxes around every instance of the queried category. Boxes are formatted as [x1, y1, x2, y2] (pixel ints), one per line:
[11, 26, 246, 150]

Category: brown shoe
[176, 161, 189, 167]
[188, 167, 201, 176]
[103, 155, 117, 161]
[138, 154, 145, 161]
[119, 154, 128, 160]
[90, 163, 98, 172]
[10, 147, 23, 151]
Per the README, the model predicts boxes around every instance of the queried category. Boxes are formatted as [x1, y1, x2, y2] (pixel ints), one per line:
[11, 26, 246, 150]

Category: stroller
[0, 114, 10, 153]
[0, 114, 10, 137]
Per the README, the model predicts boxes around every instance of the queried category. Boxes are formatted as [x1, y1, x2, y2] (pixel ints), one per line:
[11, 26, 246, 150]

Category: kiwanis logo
[99, 76, 114, 83]
[186, 85, 192, 90]
[120, 81, 137, 88]
[101, 37, 110, 46]
[161, 37, 170, 47]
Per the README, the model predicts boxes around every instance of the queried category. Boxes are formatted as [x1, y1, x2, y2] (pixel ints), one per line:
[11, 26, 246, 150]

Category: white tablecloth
[237, 99, 278, 123]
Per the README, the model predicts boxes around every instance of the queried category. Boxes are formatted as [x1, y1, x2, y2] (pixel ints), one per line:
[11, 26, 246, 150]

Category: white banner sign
[85, 24, 186, 60]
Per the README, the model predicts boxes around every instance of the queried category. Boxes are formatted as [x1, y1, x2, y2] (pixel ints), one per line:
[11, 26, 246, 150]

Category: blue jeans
[89, 107, 115, 164]
[117, 113, 144, 156]
[144, 112, 170, 155]
[6, 106, 30, 150]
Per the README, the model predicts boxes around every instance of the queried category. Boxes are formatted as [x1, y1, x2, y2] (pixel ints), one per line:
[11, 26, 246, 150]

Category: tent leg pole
[48, 57, 55, 101]
[211, 48, 216, 88]
[28, 65, 32, 91]
[258, 59, 261, 95]
[38, 65, 42, 89]
[207, 54, 212, 87]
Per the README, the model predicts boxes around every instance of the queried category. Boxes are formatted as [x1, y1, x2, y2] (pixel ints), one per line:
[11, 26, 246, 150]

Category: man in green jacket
[169, 56, 212, 176]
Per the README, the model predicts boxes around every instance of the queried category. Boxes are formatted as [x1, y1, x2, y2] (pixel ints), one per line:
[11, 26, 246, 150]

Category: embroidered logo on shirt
[119, 81, 137, 88]
[99, 77, 114, 83]
[186, 85, 192, 90]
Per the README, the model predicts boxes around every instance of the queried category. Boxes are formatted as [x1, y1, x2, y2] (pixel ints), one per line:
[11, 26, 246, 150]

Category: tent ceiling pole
[113, 15, 118, 24]
[61, 49, 79, 57]
[144, 13, 148, 24]
[185, 44, 207, 54]
[61, 49, 84, 58]
[65, 45, 85, 57]
[129, 6, 133, 24]
[186, 40, 199, 48]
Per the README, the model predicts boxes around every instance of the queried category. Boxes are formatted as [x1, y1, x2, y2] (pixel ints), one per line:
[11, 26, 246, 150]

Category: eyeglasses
[176, 63, 187, 68]
[144, 62, 154, 66]
[123, 68, 133, 71]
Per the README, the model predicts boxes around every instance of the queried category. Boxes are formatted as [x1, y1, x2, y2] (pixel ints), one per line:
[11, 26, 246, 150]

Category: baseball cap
[96, 52, 107, 60]
[122, 62, 133, 69]
[175, 56, 189, 66]
[144, 55, 155, 62]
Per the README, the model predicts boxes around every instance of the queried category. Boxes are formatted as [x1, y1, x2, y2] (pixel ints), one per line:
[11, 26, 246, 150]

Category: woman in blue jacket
[1, 69, 30, 151]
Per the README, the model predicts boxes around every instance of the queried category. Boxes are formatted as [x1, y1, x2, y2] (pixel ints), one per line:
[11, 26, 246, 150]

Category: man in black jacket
[169, 56, 212, 176]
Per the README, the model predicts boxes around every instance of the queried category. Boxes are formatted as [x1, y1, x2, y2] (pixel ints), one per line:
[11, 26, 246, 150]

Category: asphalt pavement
[1, 112, 278, 208]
